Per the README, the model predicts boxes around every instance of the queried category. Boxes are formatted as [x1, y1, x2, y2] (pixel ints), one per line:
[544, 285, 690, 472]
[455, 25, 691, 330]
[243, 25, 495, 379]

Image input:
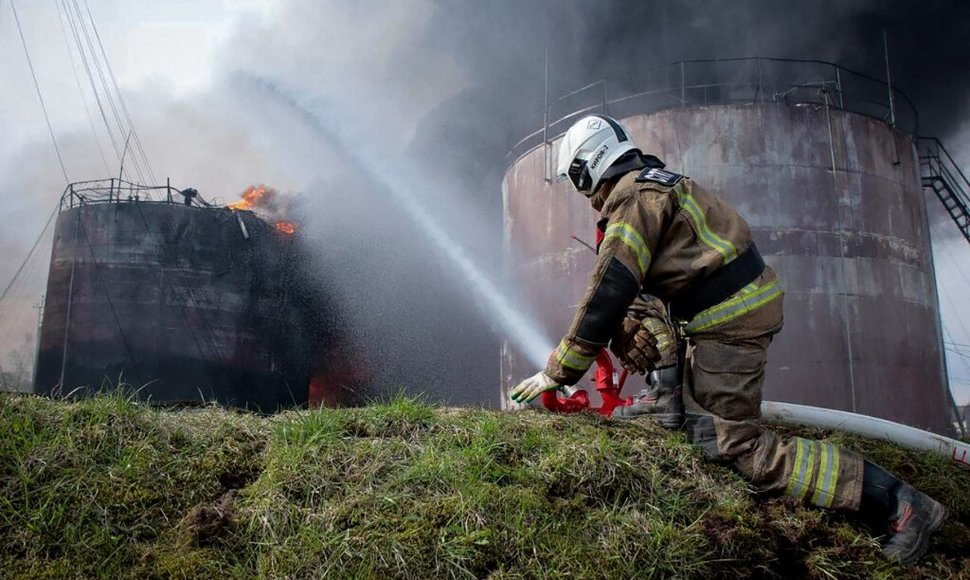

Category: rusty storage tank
[33, 180, 338, 411]
[502, 58, 952, 434]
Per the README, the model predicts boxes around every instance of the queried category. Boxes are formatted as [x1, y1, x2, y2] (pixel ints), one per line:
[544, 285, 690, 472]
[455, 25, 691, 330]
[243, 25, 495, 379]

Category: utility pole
[31, 296, 44, 392]
[543, 45, 551, 182]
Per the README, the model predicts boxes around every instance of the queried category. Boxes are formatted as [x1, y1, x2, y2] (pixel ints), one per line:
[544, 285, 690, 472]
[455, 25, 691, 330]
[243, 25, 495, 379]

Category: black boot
[860, 460, 948, 564]
[612, 365, 684, 428]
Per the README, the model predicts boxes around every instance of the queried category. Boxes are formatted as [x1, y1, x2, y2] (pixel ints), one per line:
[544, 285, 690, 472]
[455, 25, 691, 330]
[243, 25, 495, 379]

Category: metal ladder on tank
[920, 137, 970, 246]
[918, 137, 970, 437]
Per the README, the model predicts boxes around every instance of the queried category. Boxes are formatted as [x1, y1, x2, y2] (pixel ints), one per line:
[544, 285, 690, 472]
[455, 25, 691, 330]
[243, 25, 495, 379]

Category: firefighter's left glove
[509, 371, 560, 404]
[610, 316, 666, 375]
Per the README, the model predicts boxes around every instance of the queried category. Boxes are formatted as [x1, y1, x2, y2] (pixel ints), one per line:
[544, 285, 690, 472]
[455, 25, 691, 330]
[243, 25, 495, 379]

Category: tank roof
[508, 57, 919, 163]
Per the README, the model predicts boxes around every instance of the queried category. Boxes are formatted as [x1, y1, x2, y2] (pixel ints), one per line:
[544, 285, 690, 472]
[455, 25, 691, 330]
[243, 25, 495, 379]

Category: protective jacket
[544, 167, 782, 386]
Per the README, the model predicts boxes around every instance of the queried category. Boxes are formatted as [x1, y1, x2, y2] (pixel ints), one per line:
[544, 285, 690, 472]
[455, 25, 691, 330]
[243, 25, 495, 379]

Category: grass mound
[1, 392, 968, 579]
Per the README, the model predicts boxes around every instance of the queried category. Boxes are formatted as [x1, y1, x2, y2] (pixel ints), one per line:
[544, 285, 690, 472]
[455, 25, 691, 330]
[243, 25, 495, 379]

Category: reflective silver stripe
[826, 446, 841, 508]
[603, 222, 651, 277]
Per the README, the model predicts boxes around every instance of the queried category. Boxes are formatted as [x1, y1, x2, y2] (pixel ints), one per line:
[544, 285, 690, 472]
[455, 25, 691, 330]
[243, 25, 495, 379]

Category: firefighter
[509, 114, 948, 564]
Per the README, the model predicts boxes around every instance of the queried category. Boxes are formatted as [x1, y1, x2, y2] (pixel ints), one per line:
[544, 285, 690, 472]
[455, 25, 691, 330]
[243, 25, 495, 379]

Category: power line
[54, 0, 111, 175]
[69, 0, 147, 183]
[59, 0, 128, 180]
[10, 0, 71, 183]
[939, 235, 970, 288]
[82, 0, 157, 184]
[0, 203, 57, 391]
[63, 0, 147, 184]
[937, 236, 970, 336]
[0, 206, 58, 309]
[938, 254, 970, 349]
[945, 347, 970, 362]
[66, 0, 155, 187]
[942, 323, 970, 386]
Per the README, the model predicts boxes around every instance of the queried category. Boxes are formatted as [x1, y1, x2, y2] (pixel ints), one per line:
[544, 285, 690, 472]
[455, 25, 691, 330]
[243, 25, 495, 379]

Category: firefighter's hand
[509, 371, 560, 404]
[610, 317, 663, 374]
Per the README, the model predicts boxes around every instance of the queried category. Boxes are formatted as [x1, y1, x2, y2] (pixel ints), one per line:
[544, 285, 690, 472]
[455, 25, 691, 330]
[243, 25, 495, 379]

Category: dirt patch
[218, 468, 259, 490]
[183, 490, 238, 546]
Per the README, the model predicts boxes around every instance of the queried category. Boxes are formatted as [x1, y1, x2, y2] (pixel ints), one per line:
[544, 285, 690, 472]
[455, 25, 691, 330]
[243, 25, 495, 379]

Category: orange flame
[228, 185, 268, 211]
[229, 185, 295, 234]
[275, 220, 297, 235]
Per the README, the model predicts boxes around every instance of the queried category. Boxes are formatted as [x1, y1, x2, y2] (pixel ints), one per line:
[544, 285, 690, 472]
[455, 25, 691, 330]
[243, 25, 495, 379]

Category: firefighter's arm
[544, 196, 661, 386]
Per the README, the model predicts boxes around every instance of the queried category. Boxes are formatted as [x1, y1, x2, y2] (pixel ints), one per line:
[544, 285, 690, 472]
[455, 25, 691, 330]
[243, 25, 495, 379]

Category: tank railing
[920, 138, 970, 196]
[58, 178, 186, 212]
[509, 57, 919, 162]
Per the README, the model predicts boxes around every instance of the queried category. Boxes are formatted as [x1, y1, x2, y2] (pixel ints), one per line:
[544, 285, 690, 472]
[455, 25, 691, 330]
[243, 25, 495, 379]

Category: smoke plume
[2, 0, 970, 403]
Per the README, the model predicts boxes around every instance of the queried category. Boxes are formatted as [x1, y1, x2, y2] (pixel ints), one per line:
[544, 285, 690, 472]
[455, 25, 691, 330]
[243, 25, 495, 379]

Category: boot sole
[886, 501, 949, 565]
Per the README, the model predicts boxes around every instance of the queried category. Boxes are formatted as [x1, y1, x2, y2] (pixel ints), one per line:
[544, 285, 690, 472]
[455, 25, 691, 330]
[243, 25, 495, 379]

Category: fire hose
[537, 351, 970, 470]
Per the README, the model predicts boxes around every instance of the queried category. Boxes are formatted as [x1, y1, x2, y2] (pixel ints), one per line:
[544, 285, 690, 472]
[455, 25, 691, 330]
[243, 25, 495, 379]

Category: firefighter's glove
[610, 316, 668, 375]
[509, 371, 560, 404]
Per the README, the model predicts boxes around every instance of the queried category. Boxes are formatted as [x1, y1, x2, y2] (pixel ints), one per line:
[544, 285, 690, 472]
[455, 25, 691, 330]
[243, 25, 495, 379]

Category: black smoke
[291, 0, 970, 405]
[391, 1, 970, 403]
[414, 0, 970, 200]
[7, 1, 970, 405]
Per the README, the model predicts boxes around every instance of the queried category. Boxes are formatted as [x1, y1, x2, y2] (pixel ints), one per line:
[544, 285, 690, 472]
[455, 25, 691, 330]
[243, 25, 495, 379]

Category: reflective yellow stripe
[684, 279, 782, 333]
[787, 440, 842, 506]
[555, 339, 596, 371]
[675, 184, 738, 264]
[811, 444, 840, 508]
[603, 222, 651, 277]
[811, 444, 832, 507]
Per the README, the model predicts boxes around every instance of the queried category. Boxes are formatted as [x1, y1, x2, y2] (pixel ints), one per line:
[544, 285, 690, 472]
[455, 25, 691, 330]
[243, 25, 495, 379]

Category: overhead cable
[82, 0, 157, 184]
[0, 205, 58, 309]
[10, 0, 71, 183]
[65, 0, 147, 184]
[59, 0, 128, 180]
[54, 0, 111, 174]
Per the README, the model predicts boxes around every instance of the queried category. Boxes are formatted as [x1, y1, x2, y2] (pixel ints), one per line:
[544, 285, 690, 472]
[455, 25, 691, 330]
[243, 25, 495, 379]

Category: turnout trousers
[680, 272, 864, 511]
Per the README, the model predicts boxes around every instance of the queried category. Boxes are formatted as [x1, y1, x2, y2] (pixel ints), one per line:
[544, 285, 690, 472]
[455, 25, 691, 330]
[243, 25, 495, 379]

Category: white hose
[761, 401, 970, 470]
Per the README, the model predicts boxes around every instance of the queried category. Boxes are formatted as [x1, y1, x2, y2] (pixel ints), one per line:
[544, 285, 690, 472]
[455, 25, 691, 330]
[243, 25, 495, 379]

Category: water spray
[238, 75, 554, 368]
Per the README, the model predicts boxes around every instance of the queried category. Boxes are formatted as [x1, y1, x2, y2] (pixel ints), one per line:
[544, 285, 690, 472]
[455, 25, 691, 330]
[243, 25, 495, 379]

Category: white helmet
[556, 115, 638, 194]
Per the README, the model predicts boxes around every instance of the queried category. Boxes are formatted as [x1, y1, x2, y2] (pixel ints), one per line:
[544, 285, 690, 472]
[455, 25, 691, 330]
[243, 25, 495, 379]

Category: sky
[1, 0, 970, 407]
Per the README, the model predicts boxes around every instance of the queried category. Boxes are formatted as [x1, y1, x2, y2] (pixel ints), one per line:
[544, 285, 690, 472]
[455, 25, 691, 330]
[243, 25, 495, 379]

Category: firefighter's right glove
[509, 371, 560, 404]
[609, 316, 667, 375]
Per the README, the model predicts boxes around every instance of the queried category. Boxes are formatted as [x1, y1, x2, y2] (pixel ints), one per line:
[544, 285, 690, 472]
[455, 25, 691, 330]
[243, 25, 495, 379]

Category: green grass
[1, 392, 968, 579]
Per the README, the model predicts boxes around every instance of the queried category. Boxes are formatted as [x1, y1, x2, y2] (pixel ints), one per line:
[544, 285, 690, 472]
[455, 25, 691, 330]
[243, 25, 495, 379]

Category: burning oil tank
[34, 180, 341, 411]
[502, 59, 952, 434]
